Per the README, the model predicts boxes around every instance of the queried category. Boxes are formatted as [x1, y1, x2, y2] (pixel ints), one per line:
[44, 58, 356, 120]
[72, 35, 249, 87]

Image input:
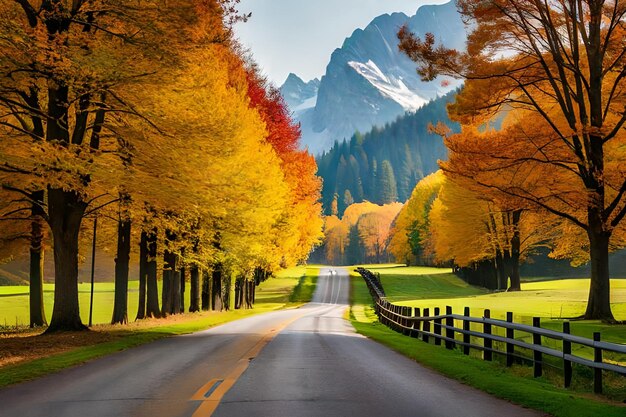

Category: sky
[234, 0, 448, 86]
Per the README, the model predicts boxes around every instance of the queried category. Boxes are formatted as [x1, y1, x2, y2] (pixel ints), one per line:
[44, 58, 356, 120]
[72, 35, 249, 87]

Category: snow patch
[348, 60, 428, 111]
[293, 95, 317, 113]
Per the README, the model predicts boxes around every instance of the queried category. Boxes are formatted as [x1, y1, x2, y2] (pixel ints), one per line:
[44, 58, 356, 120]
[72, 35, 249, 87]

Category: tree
[0, 0, 196, 331]
[357, 203, 403, 263]
[320, 201, 402, 265]
[245, 68, 323, 271]
[0, 189, 47, 326]
[389, 171, 444, 265]
[377, 160, 398, 204]
[323, 215, 348, 265]
[399, 0, 626, 320]
[427, 173, 556, 290]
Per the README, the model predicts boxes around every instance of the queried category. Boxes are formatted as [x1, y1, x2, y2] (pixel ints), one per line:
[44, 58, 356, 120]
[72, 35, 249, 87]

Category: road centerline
[189, 310, 308, 417]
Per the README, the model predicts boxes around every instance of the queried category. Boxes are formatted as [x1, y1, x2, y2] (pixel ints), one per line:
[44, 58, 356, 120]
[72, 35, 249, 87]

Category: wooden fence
[356, 267, 626, 394]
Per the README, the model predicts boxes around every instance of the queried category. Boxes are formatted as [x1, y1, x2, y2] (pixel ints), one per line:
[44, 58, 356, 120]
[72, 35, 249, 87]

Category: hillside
[316, 91, 459, 215]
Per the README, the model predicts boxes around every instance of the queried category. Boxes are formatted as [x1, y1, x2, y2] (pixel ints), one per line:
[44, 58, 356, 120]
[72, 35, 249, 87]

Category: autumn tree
[357, 203, 403, 263]
[399, 0, 626, 320]
[319, 201, 402, 265]
[323, 215, 349, 265]
[389, 171, 444, 265]
[246, 68, 323, 269]
[0, 0, 259, 330]
[0, 0, 183, 331]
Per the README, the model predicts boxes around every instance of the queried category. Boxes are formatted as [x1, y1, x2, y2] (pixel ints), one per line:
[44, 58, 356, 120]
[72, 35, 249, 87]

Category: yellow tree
[399, 0, 626, 320]
[357, 203, 403, 263]
[245, 69, 323, 270]
[428, 175, 554, 290]
[389, 171, 444, 265]
[323, 215, 349, 265]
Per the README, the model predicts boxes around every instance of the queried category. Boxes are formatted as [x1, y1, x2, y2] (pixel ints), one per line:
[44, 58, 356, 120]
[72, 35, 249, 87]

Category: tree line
[0, 0, 323, 331]
[311, 201, 403, 266]
[316, 91, 458, 216]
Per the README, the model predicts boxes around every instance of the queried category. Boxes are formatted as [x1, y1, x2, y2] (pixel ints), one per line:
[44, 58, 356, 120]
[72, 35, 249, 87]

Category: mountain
[317, 90, 459, 215]
[279, 73, 320, 112]
[282, 1, 466, 155]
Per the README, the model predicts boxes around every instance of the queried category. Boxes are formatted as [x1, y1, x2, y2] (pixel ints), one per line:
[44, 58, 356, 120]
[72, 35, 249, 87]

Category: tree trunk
[189, 265, 200, 312]
[111, 218, 131, 324]
[171, 270, 181, 314]
[584, 221, 614, 321]
[508, 210, 522, 291]
[234, 276, 243, 309]
[180, 266, 186, 313]
[211, 265, 223, 311]
[136, 231, 148, 320]
[29, 191, 47, 327]
[145, 231, 160, 318]
[201, 268, 210, 311]
[583, 130, 614, 320]
[494, 250, 507, 290]
[46, 188, 88, 332]
[162, 269, 172, 317]
[223, 273, 231, 311]
[246, 279, 255, 309]
[162, 244, 179, 316]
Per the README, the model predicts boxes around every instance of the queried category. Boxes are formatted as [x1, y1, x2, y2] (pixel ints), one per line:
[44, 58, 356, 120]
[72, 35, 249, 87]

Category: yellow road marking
[190, 379, 222, 401]
[190, 314, 303, 417]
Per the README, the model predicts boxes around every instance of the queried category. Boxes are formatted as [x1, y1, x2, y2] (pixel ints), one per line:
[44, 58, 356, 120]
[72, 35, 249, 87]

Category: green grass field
[0, 266, 319, 327]
[349, 266, 626, 416]
[361, 265, 626, 323]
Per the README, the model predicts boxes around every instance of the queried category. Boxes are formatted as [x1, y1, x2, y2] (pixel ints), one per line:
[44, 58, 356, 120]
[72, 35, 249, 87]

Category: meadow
[0, 267, 315, 328]
[349, 265, 626, 416]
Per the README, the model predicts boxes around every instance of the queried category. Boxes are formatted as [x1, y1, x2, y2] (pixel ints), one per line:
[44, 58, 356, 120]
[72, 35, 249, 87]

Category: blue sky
[234, 0, 448, 86]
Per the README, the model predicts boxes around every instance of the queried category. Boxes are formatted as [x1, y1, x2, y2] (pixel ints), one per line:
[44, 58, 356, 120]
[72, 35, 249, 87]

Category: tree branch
[14, 0, 38, 27]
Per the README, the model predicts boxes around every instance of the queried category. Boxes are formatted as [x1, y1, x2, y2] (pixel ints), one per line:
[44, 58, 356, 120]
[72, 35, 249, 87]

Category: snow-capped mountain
[281, 1, 466, 154]
[279, 73, 320, 113]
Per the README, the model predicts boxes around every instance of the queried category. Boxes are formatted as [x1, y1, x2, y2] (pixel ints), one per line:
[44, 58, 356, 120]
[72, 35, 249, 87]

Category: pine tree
[377, 160, 398, 204]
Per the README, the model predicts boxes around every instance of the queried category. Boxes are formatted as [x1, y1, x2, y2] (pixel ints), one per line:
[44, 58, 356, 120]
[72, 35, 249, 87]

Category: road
[0, 268, 543, 417]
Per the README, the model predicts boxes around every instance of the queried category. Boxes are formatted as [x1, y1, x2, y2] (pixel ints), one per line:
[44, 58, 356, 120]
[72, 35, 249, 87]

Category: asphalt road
[0, 268, 543, 417]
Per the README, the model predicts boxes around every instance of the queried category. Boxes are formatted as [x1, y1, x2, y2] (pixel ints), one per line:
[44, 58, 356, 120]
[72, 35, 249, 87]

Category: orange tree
[399, 0, 626, 321]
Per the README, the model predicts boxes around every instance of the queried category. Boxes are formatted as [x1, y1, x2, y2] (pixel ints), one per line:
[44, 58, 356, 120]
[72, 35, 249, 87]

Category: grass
[0, 266, 323, 327]
[0, 281, 185, 327]
[362, 265, 626, 337]
[288, 267, 319, 303]
[0, 265, 319, 388]
[349, 266, 626, 417]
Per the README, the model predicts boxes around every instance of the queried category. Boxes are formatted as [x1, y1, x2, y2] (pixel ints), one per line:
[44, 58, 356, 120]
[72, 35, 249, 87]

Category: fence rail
[355, 267, 626, 394]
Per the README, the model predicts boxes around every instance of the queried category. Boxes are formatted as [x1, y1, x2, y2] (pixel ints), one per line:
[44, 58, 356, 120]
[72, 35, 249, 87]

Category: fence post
[483, 309, 492, 361]
[563, 321, 572, 388]
[506, 312, 514, 367]
[403, 307, 412, 336]
[463, 307, 470, 355]
[395, 304, 401, 332]
[411, 307, 422, 337]
[533, 317, 542, 377]
[380, 300, 389, 326]
[594, 332, 602, 394]
[445, 306, 454, 350]
[434, 307, 442, 346]
[423, 308, 430, 343]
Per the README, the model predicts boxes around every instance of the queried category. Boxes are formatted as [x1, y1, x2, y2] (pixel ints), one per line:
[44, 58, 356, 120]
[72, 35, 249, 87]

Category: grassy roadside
[0, 266, 319, 388]
[348, 267, 626, 417]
